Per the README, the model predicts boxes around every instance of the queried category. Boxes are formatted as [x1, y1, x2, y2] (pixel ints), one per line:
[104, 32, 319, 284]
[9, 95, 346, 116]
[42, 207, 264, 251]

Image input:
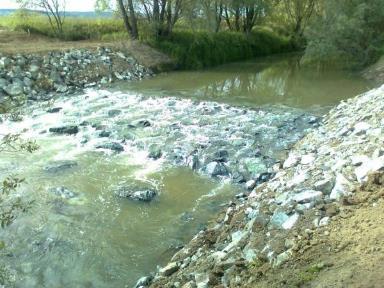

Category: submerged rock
[49, 125, 79, 135]
[48, 187, 78, 199]
[96, 142, 124, 152]
[115, 186, 157, 202]
[47, 107, 63, 113]
[43, 161, 78, 173]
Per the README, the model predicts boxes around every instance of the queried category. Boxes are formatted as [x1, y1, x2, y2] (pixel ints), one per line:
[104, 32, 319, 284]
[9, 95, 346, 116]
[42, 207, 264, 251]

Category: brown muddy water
[0, 55, 372, 287]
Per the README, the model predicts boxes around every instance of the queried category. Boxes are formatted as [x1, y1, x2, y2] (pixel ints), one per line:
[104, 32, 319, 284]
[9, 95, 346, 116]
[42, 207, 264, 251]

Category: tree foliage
[304, 0, 384, 68]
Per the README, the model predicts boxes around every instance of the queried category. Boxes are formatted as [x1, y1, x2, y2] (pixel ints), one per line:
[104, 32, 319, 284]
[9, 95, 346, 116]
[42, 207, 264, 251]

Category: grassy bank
[0, 13, 295, 69]
[148, 30, 294, 69]
[0, 14, 125, 41]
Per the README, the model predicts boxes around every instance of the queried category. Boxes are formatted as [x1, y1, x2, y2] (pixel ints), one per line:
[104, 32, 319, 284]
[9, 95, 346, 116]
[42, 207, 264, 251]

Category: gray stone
[148, 145, 162, 160]
[270, 210, 289, 229]
[314, 177, 335, 195]
[205, 161, 228, 177]
[98, 130, 111, 138]
[96, 142, 124, 152]
[44, 161, 78, 173]
[108, 109, 121, 117]
[134, 276, 153, 288]
[47, 107, 62, 113]
[48, 187, 78, 199]
[116, 187, 157, 202]
[3, 83, 24, 96]
[49, 125, 79, 135]
[159, 262, 179, 276]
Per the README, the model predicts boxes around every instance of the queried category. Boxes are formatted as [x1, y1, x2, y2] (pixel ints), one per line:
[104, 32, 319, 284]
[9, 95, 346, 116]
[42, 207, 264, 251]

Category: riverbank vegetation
[1, 0, 383, 69]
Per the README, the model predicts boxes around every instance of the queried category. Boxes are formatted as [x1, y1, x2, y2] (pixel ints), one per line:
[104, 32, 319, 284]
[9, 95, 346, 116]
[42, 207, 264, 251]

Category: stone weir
[0, 47, 153, 107]
[134, 85, 384, 288]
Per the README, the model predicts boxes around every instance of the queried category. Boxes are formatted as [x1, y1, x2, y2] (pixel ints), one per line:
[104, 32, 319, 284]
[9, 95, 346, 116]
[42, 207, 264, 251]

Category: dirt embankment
[246, 172, 384, 288]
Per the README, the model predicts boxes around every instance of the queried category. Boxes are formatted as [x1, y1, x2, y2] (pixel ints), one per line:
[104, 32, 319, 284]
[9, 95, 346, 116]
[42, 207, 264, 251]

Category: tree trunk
[117, 0, 134, 39]
[127, 0, 139, 39]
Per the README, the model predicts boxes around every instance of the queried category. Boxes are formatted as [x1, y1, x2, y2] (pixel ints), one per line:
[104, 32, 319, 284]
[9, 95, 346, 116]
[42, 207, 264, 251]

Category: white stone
[245, 179, 256, 190]
[350, 155, 370, 166]
[355, 156, 384, 183]
[293, 190, 323, 203]
[195, 273, 209, 288]
[287, 172, 308, 188]
[330, 174, 352, 200]
[301, 154, 315, 165]
[159, 262, 179, 276]
[354, 122, 371, 135]
[283, 154, 300, 168]
[282, 213, 300, 230]
[273, 250, 293, 267]
[243, 248, 257, 262]
[319, 217, 330, 226]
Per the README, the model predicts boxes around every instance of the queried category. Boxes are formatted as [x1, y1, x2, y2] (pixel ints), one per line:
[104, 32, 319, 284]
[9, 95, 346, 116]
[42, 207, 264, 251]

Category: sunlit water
[0, 55, 371, 287]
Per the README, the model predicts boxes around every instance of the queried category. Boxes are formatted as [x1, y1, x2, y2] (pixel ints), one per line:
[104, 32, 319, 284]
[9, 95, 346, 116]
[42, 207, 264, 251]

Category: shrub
[148, 30, 293, 69]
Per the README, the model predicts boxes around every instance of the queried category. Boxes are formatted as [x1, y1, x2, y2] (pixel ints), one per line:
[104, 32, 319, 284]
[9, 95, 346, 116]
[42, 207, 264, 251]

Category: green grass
[148, 30, 294, 69]
[0, 12, 296, 69]
[0, 13, 125, 41]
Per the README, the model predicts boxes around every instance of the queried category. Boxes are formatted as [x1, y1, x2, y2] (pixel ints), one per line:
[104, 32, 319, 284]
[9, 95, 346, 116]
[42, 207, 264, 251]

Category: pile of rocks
[137, 85, 384, 288]
[0, 47, 152, 105]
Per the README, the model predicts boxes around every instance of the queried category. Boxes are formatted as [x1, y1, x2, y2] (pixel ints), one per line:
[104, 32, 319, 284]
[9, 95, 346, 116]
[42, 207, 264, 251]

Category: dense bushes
[303, 0, 384, 68]
[149, 30, 294, 69]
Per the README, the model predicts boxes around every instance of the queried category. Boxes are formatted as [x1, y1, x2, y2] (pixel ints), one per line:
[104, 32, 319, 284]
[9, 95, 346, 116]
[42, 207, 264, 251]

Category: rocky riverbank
[0, 46, 154, 110]
[137, 84, 384, 288]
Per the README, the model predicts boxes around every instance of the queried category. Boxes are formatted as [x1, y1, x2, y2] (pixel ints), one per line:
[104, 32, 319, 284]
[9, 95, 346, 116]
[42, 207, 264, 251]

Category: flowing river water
[0, 55, 371, 287]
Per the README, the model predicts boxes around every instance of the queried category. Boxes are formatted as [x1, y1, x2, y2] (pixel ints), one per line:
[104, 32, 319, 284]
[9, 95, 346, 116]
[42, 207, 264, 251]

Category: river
[0, 55, 371, 287]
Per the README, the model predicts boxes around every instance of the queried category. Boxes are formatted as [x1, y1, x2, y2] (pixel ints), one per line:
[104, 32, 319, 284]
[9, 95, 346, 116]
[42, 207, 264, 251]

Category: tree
[223, 0, 271, 33]
[304, 0, 384, 68]
[282, 0, 316, 39]
[17, 0, 66, 36]
[139, 0, 183, 36]
[117, 0, 139, 39]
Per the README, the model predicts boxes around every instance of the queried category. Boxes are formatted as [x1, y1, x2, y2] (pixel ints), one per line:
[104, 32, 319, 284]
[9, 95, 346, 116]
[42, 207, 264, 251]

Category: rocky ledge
[135, 85, 384, 288]
[0, 47, 152, 109]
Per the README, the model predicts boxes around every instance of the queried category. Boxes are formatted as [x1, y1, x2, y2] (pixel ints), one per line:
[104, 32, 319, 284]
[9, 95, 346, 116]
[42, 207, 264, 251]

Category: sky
[0, 0, 97, 12]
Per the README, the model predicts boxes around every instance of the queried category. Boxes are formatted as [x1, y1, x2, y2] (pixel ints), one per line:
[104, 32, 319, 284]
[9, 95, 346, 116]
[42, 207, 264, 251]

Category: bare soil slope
[248, 172, 384, 288]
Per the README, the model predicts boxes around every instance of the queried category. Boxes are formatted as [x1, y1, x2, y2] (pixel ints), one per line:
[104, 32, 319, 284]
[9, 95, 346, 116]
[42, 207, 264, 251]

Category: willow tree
[223, 0, 271, 33]
[139, 0, 183, 36]
[282, 0, 317, 38]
